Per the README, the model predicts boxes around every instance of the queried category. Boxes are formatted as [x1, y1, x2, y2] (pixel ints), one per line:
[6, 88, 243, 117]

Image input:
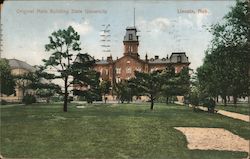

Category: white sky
[2, 0, 235, 71]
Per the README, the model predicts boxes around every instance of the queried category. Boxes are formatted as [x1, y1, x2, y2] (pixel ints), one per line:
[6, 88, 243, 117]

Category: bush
[1, 100, 7, 105]
[22, 94, 36, 105]
[203, 98, 216, 113]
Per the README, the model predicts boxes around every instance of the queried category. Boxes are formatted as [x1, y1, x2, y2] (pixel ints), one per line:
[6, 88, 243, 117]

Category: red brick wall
[114, 56, 145, 80]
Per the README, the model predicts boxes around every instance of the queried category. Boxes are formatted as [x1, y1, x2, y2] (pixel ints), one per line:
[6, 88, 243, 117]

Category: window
[116, 77, 121, 83]
[177, 55, 182, 63]
[105, 69, 109, 75]
[136, 67, 141, 72]
[127, 60, 130, 64]
[128, 46, 132, 52]
[126, 67, 131, 74]
[116, 68, 121, 74]
[129, 34, 133, 40]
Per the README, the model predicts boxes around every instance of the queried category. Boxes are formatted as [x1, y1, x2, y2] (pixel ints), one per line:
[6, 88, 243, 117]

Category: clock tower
[123, 26, 139, 59]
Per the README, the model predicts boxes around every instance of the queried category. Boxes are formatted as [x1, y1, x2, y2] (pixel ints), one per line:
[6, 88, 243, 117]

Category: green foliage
[14, 72, 35, 97]
[100, 80, 111, 103]
[202, 98, 216, 113]
[22, 94, 36, 105]
[72, 53, 101, 104]
[197, 0, 250, 105]
[0, 59, 16, 96]
[114, 80, 132, 103]
[130, 70, 163, 110]
[43, 26, 82, 112]
[161, 66, 190, 104]
[1, 99, 7, 105]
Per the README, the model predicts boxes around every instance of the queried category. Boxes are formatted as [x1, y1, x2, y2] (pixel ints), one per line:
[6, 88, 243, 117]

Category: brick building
[94, 26, 190, 85]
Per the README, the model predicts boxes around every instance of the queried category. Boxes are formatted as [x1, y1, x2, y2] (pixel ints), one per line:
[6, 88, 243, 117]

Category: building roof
[8, 59, 35, 72]
[169, 52, 189, 63]
[95, 59, 109, 65]
[124, 26, 138, 42]
[95, 52, 190, 65]
[147, 58, 171, 64]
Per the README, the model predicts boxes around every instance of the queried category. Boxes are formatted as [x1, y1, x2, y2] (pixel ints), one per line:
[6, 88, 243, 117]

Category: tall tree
[197, 0, 250, 106]
[131, 71, 163, 110]
[72, 53, 101, 104]
[43, 26, 81, 112]
[162, 66, 190, 104]
[0, 59, 15, 96]
[115, 80, 132, 103]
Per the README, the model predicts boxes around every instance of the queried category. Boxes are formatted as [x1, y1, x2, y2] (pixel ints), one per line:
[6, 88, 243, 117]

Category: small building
[1, 59, 35, 102]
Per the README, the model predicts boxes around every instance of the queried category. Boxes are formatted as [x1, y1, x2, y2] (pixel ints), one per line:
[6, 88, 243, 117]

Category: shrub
[1, 100, 7, 105]
[203, 98, 216, 113]
[22, 94, 36, 105]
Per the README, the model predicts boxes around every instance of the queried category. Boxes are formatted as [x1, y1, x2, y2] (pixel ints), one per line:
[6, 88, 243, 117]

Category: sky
[2, 0, 235, 71]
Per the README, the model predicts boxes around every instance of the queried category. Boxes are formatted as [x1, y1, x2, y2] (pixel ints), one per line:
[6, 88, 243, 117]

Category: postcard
[0, 0, 249, 159]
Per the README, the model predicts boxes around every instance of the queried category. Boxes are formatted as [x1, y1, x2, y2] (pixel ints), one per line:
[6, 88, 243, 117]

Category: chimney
[155, 55, 159, 60]
[107, 55, 113, 62]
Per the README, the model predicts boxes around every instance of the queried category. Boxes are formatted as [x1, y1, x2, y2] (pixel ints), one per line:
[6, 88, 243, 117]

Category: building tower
[123, 27, 139, 58]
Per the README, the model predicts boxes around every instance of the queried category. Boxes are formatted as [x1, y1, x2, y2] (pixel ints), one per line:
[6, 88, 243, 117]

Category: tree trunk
[233, 95, 237, 106]
[223, 96, 227, 106]
[216, 96, 219, 103]
[63, 77, 68, 112]
[150, 95, 154, 110]
[166, 96, 169, 105]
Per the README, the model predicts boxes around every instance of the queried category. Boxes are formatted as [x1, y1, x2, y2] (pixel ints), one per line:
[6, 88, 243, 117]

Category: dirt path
[217, 109, 250, 122]
[175, 127, 250, 154]
[197, 106, 250, 122]
[175, 102, 250, 122]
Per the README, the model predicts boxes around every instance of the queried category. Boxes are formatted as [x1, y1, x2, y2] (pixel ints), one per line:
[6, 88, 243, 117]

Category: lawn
[216, 103, 250, 115]
[1, 103, 249, 159]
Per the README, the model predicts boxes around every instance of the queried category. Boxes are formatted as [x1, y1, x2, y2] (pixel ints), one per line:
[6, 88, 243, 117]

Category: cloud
[138, 17, 171, 33]
[176, 16, 194, 28]
[67, 20, 93, 36]
[46, 19, 94, 36]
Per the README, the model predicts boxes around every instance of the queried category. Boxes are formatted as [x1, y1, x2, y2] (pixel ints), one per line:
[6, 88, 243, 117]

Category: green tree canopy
[0, 59, 16, 96]
[43, 26, 82, 112]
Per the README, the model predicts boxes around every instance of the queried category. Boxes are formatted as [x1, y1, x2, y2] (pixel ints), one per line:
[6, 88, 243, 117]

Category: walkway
[174, 102, 250, 122]
[198, 106, 250, 122]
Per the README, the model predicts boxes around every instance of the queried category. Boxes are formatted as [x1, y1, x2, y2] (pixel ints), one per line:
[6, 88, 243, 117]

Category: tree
[115, 80, 132, 103]
[14, 72, 34, 98]
[72, 53, 101, 104]
[43, 26, 82, 112]
[0, 59, 15, 96]
[100, 80, 111, 103]
[29, 66, 61, 103]
[161, 66, 190, 104]
[131, 71, 163, 110]
[197, 0, 250, 106]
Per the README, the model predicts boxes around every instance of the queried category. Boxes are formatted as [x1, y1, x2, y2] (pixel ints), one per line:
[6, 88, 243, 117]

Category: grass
[216, 103, 250, 115]
[1, 103, 249, 159]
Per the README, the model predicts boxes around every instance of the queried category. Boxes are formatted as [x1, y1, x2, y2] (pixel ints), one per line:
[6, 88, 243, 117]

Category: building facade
[0, 59, 36, 102]
[94, 26, 190, 85]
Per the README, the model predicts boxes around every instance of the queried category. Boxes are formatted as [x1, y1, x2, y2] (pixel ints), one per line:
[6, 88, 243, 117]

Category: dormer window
[129, 34, 133, 40]
[177, 55, 182, 63]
